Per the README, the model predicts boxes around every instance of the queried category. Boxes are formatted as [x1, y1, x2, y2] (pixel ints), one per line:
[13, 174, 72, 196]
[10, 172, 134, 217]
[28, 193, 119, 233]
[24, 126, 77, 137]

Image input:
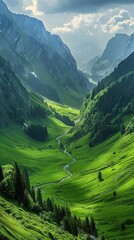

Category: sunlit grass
[0, 105, 134, 239]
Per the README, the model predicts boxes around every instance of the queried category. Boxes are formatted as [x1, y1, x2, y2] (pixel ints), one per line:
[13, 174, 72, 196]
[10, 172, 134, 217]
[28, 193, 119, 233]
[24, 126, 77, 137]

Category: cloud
[37, 0, 134, 14]
[3, 0, 44, 16]
[3, 0, 134, 17]
[24, 0, 44, 16]
[52, 14, 97, 33]
[52, 9, 134, 35]
[101, 9, 134, 33]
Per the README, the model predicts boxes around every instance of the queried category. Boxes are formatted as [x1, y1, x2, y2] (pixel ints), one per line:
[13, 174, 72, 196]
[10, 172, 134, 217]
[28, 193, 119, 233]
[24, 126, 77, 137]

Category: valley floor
[0, 102, 134, 240]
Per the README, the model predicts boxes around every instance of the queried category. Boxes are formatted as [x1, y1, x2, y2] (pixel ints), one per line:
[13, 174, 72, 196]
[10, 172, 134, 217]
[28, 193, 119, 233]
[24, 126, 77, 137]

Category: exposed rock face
[13, 14, 75, 66]
[0, 0, 92, 107]
[0, 56, 29, 125]
[89, 33, 134, 81]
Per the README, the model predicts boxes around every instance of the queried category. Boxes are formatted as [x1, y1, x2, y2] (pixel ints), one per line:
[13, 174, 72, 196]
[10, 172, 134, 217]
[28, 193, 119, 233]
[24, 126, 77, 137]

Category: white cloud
[24, 0, 44, 16]
[52, 13, 102, 34]
[101, 9, 134, 33]
[52, 9, 134, 35]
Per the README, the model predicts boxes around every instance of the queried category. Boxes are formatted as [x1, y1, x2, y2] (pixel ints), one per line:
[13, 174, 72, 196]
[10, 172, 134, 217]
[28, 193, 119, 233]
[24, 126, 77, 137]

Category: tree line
[0, 164, 98, 239]
[30, 105, 46, 118]
[86, 72, 134, 146]
[25, 124, 48, 141]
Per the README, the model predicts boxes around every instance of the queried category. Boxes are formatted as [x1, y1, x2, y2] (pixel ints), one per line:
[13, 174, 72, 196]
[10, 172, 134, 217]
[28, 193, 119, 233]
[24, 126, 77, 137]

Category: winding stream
[56, 134, 76, 183]
[35, 107, 76, 189]
[34, 106, 98, 240]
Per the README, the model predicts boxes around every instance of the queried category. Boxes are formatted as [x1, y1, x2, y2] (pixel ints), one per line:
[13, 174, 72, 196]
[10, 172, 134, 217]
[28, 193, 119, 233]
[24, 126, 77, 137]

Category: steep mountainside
[0, 56, 29, 125]
[92, 51, 134, 98]
[0, 0, 92, 107]
[75, 52, 134, 145]
[12, 14, 74, 64]
[83, 55, 100, 74]
[0, 196, 76, 240]
[89, 33, 134, 81]
[0, 162, 98, 240]
[0, 55, 50, 127]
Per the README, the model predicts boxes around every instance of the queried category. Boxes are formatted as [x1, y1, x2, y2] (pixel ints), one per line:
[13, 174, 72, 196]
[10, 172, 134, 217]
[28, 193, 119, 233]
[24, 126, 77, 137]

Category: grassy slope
[0, 101, 78, 198]
[0, 119, 69, 193]
[0, 100, 134, 239]
[46, 99, 80, 121]
[0, 196, 77, 240]
[54, 126, 134, 239]
[34, 61, 86, 109]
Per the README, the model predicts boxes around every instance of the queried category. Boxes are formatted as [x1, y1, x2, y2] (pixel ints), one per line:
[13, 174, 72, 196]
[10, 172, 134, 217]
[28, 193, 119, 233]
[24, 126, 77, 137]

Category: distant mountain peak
[115, 33, 129, 38]
[90, 32, 134, 81]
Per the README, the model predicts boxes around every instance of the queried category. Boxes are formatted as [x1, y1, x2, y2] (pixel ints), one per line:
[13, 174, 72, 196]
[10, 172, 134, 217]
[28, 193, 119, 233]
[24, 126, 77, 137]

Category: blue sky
[3, 0, 134, 54]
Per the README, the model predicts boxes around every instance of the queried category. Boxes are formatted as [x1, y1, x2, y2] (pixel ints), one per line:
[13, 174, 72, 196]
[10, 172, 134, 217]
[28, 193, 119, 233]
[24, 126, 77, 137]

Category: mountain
[71, 42, 102, 71]
[0, 0, 92, 108]
[90, 33, 134, 81]
[73, 50, 134, 147]
[83, 55, 100, 74]
[0, 54, 50, 127]
[0, 56, 29, 125]
[12, 14, 74, 63]
[92, 51, 134, 98]
[75, 51, 134, 145]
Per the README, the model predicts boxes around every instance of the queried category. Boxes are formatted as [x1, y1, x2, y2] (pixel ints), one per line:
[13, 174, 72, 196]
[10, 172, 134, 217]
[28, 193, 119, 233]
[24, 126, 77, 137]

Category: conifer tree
[65, 206, 71, 217]
[61, 206, 66, 219]
[63, 216, 71, 234]
[90, 216, 97, 237]
[77, 217, 82, 229]
[23, 188, 34, 210]
[0, 165, 4, 182]
[14, 162, 24, 201]
[58, 205, 62, 222]
[70, 216, 78, 237]
[121, 223, 125, 231]
[98, 171, 103, 181]
[54, 204, 61, 225]
[37, 188, 43, 209]
[47, 197, 53, 212]
[113, 190, 117, 197]
[31, 186, 36, 202]
[84, 216, 91, 234]
[23, 169, 30, 193]
[121, 125, 125, 135]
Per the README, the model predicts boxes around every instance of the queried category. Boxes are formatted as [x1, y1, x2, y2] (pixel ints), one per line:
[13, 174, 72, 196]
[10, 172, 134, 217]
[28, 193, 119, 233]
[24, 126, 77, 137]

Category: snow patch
[31, 72, 37, 78]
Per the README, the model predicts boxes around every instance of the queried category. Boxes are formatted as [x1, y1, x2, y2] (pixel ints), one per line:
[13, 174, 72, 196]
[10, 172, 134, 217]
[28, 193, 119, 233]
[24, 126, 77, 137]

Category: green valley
[0, 97, 134, 239]
[0, 1, 134, 240]
[58, 131, 134, 240]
